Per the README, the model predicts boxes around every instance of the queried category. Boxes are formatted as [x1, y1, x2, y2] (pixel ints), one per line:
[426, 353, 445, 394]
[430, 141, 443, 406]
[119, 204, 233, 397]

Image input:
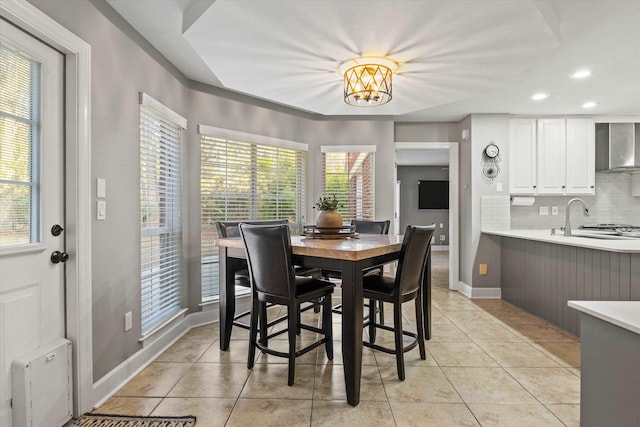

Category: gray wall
[511, 172, 640, 229]
[397, 166, 449, 244]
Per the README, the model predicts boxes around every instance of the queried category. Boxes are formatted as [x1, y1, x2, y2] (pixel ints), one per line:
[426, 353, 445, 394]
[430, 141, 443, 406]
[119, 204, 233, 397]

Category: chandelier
[340, 57, 397, 107]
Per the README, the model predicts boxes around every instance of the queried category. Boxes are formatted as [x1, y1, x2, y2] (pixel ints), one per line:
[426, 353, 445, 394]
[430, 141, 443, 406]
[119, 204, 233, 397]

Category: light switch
[97, 200, 106, 220]
[551, 206, 559, 215]
[496, 182, 503, 192]
[124, 311, 132, 332]
[97, 178, 106, 198]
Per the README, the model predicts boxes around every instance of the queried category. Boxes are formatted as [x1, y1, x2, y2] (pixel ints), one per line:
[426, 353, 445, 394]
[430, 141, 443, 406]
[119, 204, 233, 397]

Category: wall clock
[481, 142, 501, 183]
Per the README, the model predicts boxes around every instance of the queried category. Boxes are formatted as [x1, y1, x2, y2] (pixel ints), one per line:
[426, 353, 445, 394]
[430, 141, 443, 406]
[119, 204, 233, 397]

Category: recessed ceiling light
[582, 101, 598, 108]
[531, 93, 549, 101]
[570, 69, 592, 79]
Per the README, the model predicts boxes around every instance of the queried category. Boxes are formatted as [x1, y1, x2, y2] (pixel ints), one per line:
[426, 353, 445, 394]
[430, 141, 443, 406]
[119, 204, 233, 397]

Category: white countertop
[483, 229, 640, 253]
[568, 301, 640, 335]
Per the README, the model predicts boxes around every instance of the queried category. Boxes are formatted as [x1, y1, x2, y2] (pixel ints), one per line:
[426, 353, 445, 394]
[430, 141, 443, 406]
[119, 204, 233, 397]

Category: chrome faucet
[564, 198, 590, 237]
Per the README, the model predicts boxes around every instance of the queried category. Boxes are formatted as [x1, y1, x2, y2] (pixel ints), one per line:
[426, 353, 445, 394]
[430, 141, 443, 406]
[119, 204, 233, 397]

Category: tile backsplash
[510, 173, 640, 229]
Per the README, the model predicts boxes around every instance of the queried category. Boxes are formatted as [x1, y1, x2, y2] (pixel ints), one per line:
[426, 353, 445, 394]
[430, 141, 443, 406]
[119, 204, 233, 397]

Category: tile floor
[96, 251, 581, 426]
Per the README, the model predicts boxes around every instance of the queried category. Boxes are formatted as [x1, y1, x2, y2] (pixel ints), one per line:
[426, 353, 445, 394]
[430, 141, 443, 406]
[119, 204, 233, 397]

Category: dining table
[215, 232, 432, 406]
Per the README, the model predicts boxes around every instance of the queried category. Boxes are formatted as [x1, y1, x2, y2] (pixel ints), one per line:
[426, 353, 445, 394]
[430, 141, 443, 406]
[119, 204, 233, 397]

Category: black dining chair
[362, 224, 435, 381]
[240, 223, 335, 386]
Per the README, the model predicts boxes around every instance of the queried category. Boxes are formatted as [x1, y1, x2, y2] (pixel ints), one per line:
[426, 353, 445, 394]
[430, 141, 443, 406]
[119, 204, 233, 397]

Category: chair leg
[379, 301, 385, 325]
[322, 294, 333, 360]
[258, 302, 268, 348]
[296, 305, 302, 335]
[394, 301, 405, 381]
[313, 297, 321, 313]
[415, 291, 426, 360]
[368, 299, 377, 344]
[287, 305, 297, 386]
[248, 298, 259, 369]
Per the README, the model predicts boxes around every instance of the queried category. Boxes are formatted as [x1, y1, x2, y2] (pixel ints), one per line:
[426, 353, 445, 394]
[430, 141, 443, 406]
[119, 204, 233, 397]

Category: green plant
[314, 195, 342, 211]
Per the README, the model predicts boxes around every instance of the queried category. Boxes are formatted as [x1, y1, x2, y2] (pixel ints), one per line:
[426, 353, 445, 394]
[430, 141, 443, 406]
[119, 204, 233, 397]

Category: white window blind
[140, 94, 186, 332]
[321, 148, 375, 221]
[0, 43, 41, 247]
[200, 133, 306, 299]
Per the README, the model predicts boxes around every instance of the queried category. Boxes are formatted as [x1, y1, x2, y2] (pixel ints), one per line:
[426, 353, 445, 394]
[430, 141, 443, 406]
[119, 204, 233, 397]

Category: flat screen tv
[418, 180, 449, 209]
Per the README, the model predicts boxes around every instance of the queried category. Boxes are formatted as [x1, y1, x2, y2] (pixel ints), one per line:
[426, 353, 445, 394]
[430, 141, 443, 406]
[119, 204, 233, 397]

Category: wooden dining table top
[215, 233, 404, 261]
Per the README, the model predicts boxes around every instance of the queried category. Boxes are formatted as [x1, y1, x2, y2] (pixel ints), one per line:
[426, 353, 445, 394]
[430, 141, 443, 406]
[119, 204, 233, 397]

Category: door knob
[51, 251, 69, 264]
[51, 224, 64, 236]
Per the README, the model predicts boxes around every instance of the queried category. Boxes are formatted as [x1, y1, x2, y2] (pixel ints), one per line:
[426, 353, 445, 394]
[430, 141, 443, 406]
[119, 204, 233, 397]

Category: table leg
[341, 259, 364, 406]
[219, 246, 236, 350]
[423, 248, 432, 340]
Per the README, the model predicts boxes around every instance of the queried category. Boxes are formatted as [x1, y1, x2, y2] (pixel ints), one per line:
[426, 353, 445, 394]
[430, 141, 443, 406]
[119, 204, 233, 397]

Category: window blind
[0, 43, 41, 247]
[200, 135, 306, 299]
[321, 150, 375, 221]
[140, 95, 185, 332]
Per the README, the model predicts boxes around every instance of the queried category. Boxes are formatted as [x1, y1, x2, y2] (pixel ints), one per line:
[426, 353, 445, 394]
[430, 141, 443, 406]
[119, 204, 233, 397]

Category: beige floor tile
[240, 363, 316, 399]
[545, 403, 580, 427]
[167, 363, 249, 398]
[314, 364, 386, 401]
[227, 398, 312, 427]
[506, 367, 580, 404]
[478, 342, 561, 367]
[427, 342, 499, 367]
[391, 402, 480, 427]
[94, 396, 161, 416]
[155, 336, 213, 363]
[373, 345, 438, 368]
[198, 339, 253, 364]
[506, 322, 576, 343]
[116, 362, 192, 397]
[311, 400, 395, 427]
[430, 307, 454, 325]
[457, 321, 524, 343]
[428, 323, 471, 342]
[467, 403, 565, 426]
[434, 299, 479, 312]
[182, 324, 218, 341]
[532, 341, 581, 367]
[381, 366, 462, 403]
[151, 397, 235, 427]
[442, 367, 536, 404]
[444, 310, 495, 325]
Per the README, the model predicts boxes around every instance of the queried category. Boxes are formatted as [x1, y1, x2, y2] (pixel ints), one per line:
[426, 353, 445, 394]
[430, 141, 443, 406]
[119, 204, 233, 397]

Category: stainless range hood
[595, 123, 640, 172]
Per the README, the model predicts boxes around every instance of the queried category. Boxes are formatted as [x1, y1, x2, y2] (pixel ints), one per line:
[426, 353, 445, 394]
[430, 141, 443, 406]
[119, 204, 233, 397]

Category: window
[321, 146, 375, 221]
[200, 126, 307, 299]
[139, 93, 186, 332]
[0, 43, 41, 247]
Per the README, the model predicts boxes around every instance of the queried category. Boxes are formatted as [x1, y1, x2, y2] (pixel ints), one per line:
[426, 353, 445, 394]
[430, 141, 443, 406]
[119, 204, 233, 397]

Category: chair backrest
[239, 224, 295, 299]
[395, 225, 436, 295]
[351, 219, 390, 235]
[216, 219, 289, 238]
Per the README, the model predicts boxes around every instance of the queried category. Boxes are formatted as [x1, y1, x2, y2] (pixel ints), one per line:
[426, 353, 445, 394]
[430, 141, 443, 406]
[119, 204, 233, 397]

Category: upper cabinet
[509, 117, 595, 195]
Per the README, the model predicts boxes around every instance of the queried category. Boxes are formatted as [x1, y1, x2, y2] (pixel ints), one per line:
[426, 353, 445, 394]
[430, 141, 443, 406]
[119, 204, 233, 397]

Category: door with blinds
[0, 23, 65, 426]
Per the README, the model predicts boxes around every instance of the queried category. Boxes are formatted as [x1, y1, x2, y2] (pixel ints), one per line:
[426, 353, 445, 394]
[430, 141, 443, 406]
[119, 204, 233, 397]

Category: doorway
[395, 142, 459, 291]
[0, 2, 92, 417]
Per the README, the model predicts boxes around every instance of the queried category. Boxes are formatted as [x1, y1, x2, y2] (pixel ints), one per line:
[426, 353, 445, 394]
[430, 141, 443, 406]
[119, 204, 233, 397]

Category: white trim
[456, 281, 502, 299]
[321, 144, 376, 153]
[93, 311, 216, 408]
[594, 116, 640, 123]
[139, 308, 188, 343]
[140, 92, 187, 129]
[395, 141, 459, 293]
[431, 245, 449, 251]
[0, 0, 93, 417]
[198, 124, 308, 152]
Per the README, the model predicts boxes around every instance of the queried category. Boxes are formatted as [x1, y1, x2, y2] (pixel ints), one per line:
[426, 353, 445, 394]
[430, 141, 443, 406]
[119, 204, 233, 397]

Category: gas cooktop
[579, 224, 640, 238]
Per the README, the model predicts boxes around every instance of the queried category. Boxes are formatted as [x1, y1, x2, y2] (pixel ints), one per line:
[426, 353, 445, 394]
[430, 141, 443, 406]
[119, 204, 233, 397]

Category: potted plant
[314, 195, 343, 231]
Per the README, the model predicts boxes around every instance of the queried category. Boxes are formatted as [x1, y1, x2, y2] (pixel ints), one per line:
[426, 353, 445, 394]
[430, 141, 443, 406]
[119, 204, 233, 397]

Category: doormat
[68, 413, 196, 427]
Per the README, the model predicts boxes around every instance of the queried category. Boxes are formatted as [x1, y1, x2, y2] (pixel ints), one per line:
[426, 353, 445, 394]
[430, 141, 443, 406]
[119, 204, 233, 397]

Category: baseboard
[432, 245, 449, 251]
[456, 281, 501, 299]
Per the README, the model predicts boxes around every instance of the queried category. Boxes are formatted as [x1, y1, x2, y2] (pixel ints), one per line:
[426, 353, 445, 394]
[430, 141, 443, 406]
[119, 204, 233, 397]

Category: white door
[0, 23, 64, 426]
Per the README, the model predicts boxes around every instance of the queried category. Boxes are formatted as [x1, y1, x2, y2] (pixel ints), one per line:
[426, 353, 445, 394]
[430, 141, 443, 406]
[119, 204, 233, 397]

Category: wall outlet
[439, 223, 444, 228]
[479, 263, 488, 275]
[539, 206, 549, 216]
[496, 182, 503, 192]
[439, 235, 446, 241]
[551, 206, 559, 215]
[124, 311, 132, 332]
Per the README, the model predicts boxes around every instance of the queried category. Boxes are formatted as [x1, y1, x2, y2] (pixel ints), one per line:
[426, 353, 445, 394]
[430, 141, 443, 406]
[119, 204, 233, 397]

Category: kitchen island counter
[483, 229, 640, 253]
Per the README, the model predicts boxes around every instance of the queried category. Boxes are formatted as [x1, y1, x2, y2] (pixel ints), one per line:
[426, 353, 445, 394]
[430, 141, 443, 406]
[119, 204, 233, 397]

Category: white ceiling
[107, 0, 640, 121]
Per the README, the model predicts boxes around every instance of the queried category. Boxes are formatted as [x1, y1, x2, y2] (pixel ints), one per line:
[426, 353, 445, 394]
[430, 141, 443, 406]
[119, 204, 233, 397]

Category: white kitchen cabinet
[509, 117, 595, 195]
[566, 118, 595, 194]
[509, 118, 537, 194]
[537, 118, 566, 194]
